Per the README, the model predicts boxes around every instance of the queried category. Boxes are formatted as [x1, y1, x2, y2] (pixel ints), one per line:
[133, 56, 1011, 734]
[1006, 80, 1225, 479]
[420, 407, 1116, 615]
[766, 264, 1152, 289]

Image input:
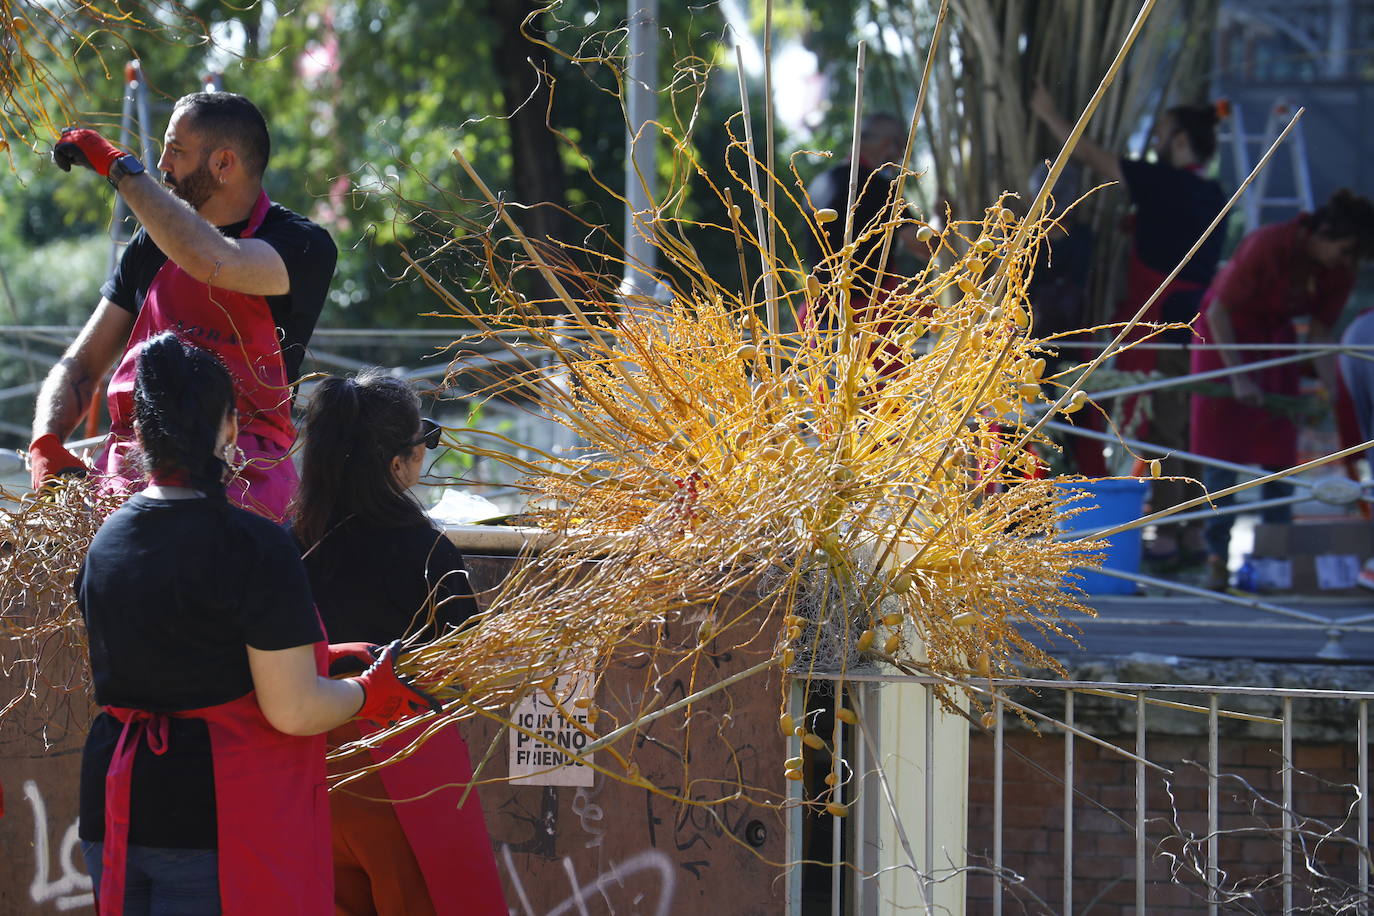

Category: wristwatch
[107, 154, 146, 189]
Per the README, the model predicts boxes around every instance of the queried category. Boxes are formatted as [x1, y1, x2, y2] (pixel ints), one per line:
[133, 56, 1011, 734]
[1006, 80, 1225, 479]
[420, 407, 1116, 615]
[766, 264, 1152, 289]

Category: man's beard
[165, 159, 216, 210]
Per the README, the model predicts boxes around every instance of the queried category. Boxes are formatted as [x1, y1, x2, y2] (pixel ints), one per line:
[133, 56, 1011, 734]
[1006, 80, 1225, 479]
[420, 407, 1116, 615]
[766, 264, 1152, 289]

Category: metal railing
[813, 672, 1374, 915]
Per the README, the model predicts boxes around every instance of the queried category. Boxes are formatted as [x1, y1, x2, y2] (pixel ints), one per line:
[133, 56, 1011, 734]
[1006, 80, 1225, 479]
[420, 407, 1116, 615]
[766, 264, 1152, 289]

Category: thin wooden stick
[762, 0, 779, 372]
[734, 42, 777, 377]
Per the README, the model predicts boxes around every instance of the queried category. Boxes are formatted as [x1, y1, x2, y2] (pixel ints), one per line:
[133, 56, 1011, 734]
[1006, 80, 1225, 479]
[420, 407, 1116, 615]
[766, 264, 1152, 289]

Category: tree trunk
[480, 0, 573, 315]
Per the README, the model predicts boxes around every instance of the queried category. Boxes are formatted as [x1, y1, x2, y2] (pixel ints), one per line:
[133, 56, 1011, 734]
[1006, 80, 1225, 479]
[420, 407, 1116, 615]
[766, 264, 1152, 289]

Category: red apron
[1113, 250, 1206, 376]
[94, 192, 299, 520]
[97, 642, 331, 914]
[332, 719, 506, 914]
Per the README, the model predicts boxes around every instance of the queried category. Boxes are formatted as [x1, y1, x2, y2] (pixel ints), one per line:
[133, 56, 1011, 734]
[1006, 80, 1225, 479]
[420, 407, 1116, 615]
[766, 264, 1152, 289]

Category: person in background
[77, 333, 436, 915]
[1191, 190, 1374, 588]
[30, 92, 336, 520]
[293, 371, 506, 915]
[1032, 87, 1229, 563]
[804, 112, 934, 376]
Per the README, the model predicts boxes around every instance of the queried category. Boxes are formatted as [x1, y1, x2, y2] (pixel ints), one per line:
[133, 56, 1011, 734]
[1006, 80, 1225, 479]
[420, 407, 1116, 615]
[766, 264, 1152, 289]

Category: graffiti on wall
[23, 779, 93, 911]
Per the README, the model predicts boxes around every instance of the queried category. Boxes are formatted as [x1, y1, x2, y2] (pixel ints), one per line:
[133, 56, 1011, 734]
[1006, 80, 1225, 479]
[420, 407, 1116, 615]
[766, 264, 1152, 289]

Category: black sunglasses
[409, 418, 442, 450]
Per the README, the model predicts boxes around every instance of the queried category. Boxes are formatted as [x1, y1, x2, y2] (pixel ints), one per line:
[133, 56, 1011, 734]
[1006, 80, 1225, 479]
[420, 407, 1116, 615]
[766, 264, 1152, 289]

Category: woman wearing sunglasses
[78, 337, 437, 916]
[292, 370, 505, 916]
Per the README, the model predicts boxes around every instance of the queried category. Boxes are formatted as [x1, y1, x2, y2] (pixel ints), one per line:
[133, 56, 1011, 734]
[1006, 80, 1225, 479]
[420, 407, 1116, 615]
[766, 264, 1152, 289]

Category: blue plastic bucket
[1057, 479, 1148, 595]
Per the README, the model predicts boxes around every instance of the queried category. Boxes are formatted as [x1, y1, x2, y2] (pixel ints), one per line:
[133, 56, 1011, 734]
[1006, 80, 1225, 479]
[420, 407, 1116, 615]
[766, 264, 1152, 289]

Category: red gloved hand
[28, 433, 86, 491]
[350, 640, 441, 726]
[327, 641, 379, 677]
[52, 128, 125, 178]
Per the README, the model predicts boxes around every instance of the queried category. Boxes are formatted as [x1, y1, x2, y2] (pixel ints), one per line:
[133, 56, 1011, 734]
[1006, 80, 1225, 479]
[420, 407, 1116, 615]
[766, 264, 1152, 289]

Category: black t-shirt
[1119, 158, 1228, 287]
[809, 160, 902, 282]
[300, 519, 479, 645]
[77, 494, 323, 848]
[100, 203, 337, 385]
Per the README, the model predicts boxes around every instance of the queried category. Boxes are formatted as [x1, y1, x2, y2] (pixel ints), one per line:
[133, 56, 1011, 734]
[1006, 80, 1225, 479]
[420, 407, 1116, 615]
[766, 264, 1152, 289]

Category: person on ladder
[26, 91, 337, 521]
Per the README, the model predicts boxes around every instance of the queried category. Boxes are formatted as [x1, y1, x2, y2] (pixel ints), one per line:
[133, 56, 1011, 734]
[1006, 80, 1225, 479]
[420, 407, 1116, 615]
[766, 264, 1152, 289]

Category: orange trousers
[328, 748, 437, 916]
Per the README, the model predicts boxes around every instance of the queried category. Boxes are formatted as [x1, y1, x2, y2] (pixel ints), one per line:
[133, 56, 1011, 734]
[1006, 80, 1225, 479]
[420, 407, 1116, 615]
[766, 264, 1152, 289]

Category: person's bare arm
[247, 644, 364, 736]
[116, 171, 290, 296]
[1030, 85, 1123, 183]
[32, 300, 135, 441]
[1205, 300, 1263, 406]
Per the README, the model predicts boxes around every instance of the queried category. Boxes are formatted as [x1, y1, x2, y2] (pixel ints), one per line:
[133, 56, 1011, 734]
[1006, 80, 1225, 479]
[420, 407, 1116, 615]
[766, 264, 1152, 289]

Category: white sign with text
[509, 673, 595, 786]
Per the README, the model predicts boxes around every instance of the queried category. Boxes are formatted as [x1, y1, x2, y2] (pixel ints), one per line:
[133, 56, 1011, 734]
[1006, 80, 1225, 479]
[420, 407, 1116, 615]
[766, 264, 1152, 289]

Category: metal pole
[1208, 695, 1219, 916]
[1063, 691, 1075, 916]
[622, 1, 658, 297]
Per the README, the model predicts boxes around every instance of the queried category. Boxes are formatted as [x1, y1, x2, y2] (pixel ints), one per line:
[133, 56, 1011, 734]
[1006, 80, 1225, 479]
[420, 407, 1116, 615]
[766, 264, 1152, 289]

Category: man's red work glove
[327, 642, 379, 677]
[28, 434, 86, 491]
[52, 128, 125, 178]
[350, 640, 441, 726]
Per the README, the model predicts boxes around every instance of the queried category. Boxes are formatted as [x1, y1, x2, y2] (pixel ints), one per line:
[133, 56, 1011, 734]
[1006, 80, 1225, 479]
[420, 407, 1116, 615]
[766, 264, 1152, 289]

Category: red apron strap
[99, 708, 169, 916]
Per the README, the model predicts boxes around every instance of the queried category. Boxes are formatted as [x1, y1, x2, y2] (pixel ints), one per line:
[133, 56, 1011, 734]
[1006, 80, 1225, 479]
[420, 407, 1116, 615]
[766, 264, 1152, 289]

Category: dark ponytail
[133, 331, 236, 497]
[1165, 103, 1221, 163]
[1308, 188, 1374, 258]
[291, 370, 428, 548]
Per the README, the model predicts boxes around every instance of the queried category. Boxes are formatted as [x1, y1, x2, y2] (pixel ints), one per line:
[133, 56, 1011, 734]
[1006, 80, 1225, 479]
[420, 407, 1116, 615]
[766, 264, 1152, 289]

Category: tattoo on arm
[59, 357, 94, 417]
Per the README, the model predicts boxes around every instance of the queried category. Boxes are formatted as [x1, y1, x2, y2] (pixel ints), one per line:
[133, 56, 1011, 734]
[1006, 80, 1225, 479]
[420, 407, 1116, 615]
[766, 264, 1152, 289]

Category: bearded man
[28, 92, 336, 520]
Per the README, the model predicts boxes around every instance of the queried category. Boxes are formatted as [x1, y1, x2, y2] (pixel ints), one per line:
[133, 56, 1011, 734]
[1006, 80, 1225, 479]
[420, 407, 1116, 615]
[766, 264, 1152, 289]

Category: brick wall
[967, 732, 1367, 913]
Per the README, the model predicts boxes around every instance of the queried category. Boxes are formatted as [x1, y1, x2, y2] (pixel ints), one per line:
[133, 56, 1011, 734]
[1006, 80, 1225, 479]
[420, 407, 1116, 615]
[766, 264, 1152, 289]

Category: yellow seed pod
[999, 207, 1015, 221]
[1010, 305, 1029, 328]
[988, 307, 1004, 323]
[916, 225, 935, 243]
[957, 277, 976, 294]
[779, 713, 795, 736]
[896, 331, 917, 350]
[891, 573, 913, 594]
[805, 274, 823, 298]
[735, 343, 758, 361]
[1062, 390, 1088, 414]
[958, 546, 976, 569]
[1019, 382, 1041, 402]
[976, 653, 993, 678]
[815, 207, 839, 224]
[882, 611, 904, 627]
[967, 257, 986, 273]
[12, 16, 29, 31]
[1150, 458, 1162, 478]
[573, 696, 592, 709]
[835, 707, 858, 725]
[785, 767, 805, 781]
[1029, 357, 1047, 380]
[781, 648, 796, 668]
[951, 611, 978, 627]
[883, 633, 901, 655]
[825, 802, 849, 818]
[976, 237, 997, 253]
[794, 724, 807, 737]
[759, 447, 782, 463]
[992, 398, 1013, 415]
[785, 755, 804, 770]
[729, 203, 742, 218]
[802, 732, 826, 750]
[719, 453, 735, 475]
[824, 772, 839, 786]
[787, 625, 802, 640]
[857, 629, 876, 652]
[586, 707, 600, 725]
[980, 711, 997, 729]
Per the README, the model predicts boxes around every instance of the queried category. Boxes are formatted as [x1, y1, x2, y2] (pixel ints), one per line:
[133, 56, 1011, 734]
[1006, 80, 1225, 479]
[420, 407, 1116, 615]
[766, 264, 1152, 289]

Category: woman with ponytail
[1031, 90, 1230, 560]
[292, 370, 503, 916]
[76, 333, 440, 915]
[1191, 189, 1374, 587]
